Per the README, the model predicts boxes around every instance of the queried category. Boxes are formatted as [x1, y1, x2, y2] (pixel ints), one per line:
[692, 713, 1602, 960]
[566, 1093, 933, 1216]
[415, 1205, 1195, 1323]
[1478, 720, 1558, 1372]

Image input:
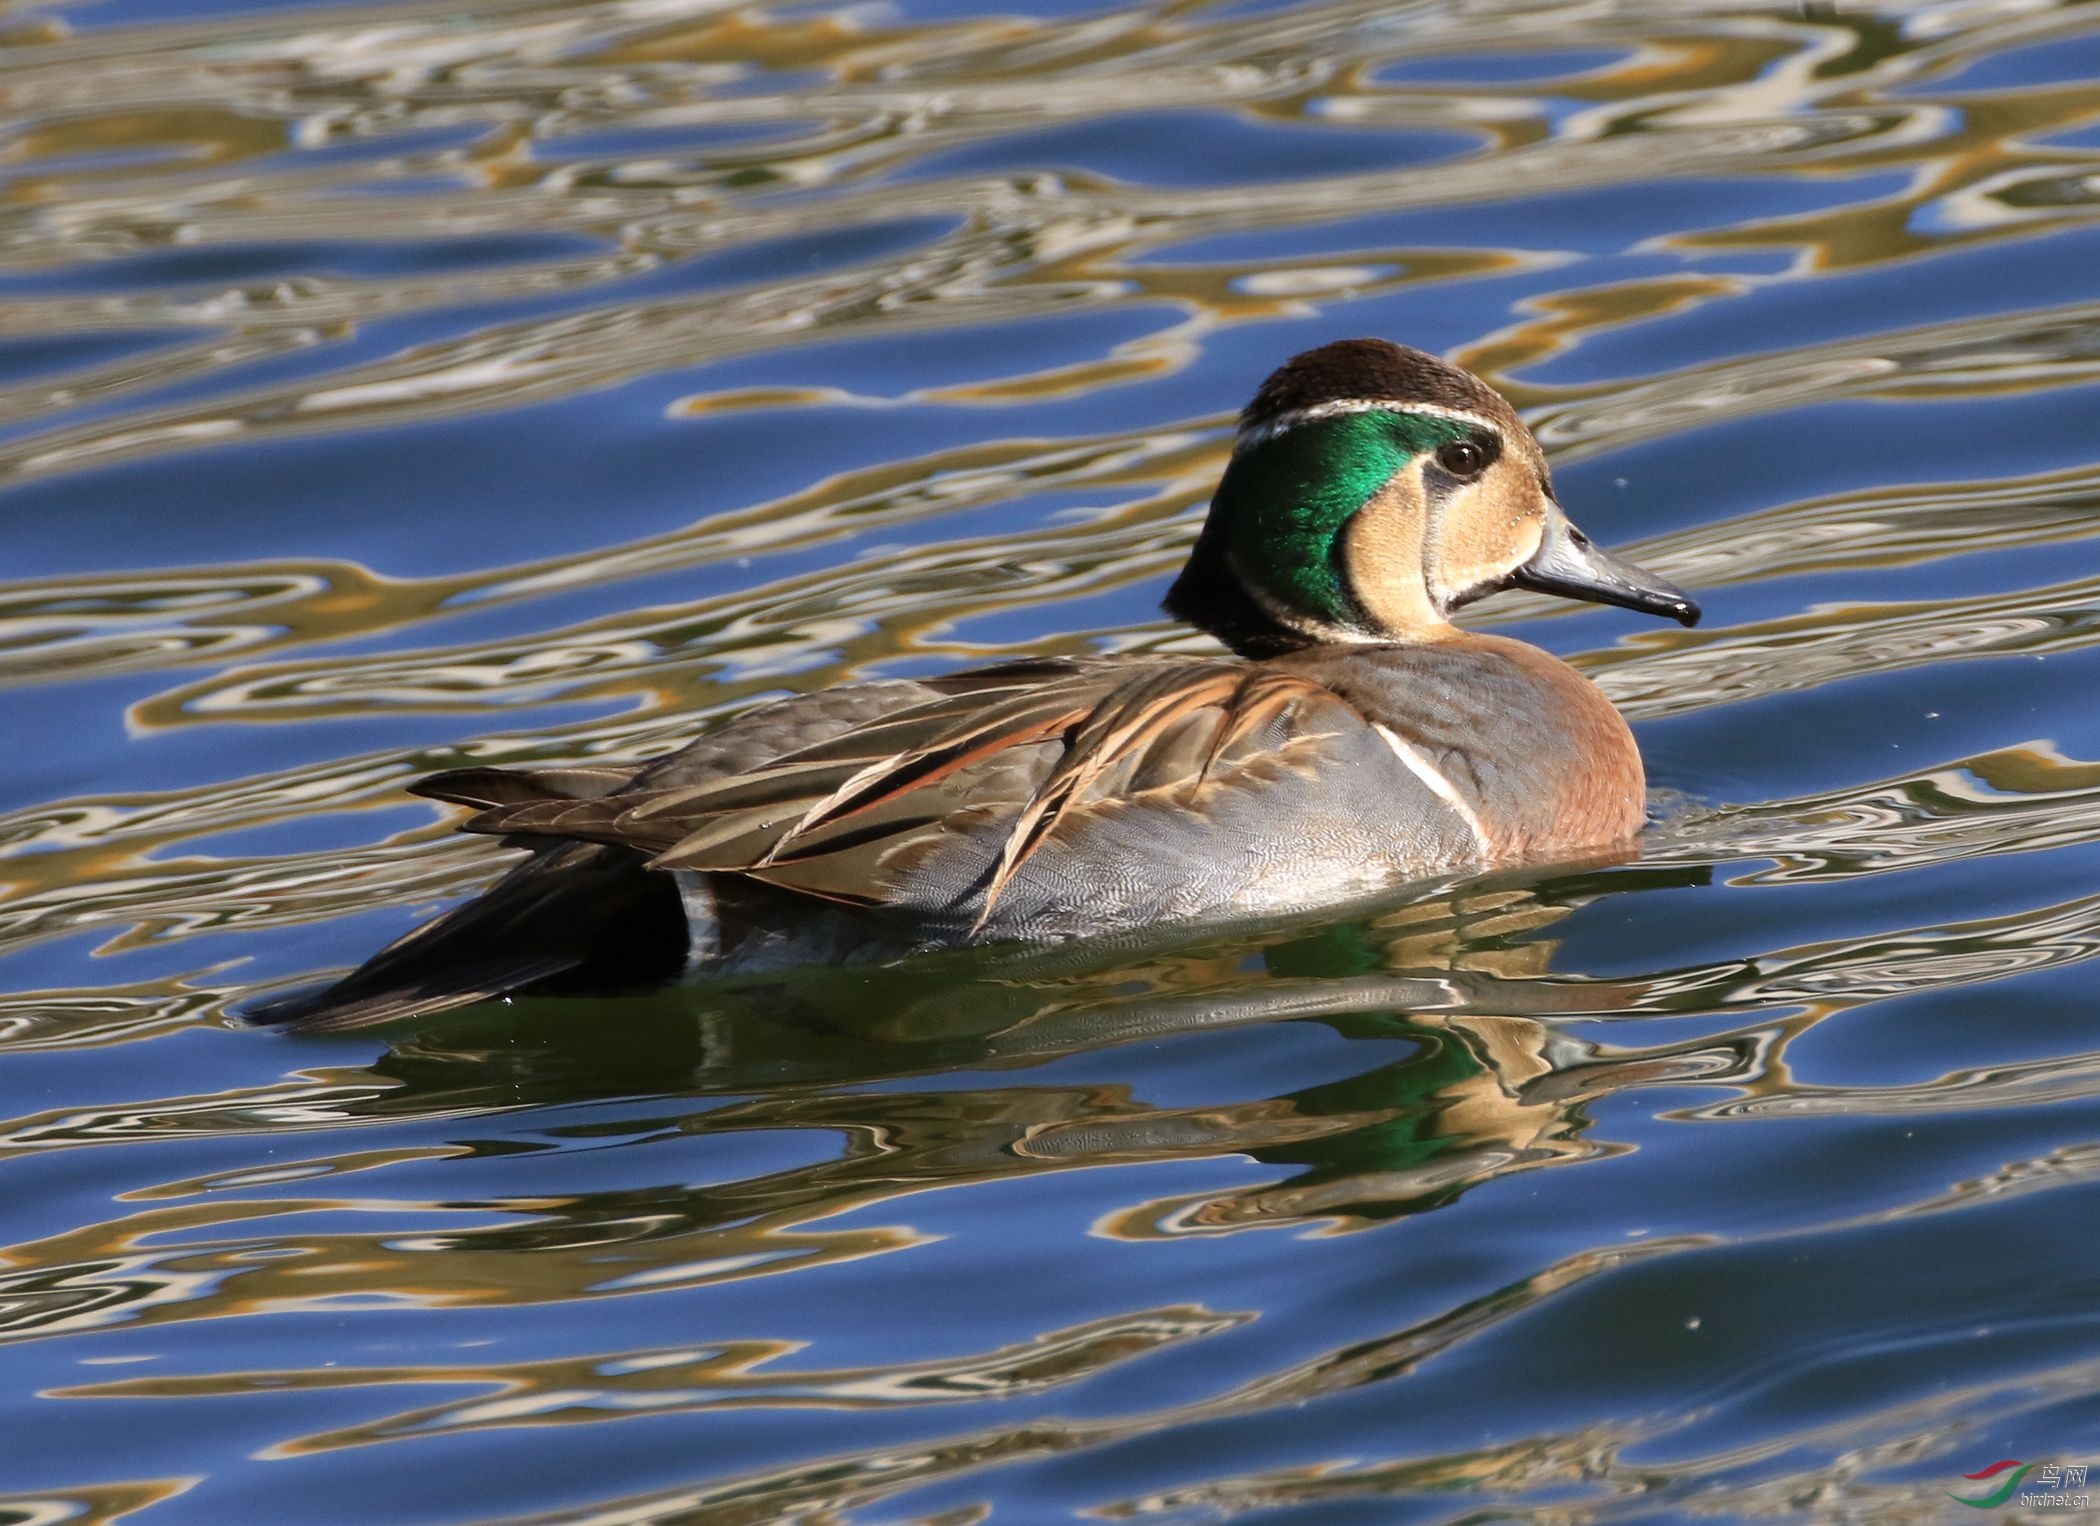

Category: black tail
[251, 841, 691, 1033]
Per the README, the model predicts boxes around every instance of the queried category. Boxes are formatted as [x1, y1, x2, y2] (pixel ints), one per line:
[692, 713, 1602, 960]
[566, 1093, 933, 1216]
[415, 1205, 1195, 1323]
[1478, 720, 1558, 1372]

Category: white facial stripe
[1374, 724, 1489, 850]
[1236, 398, 1501, 452]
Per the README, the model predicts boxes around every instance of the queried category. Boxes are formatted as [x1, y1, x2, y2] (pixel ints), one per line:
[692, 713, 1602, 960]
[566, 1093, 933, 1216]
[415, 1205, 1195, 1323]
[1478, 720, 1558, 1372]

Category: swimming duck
[264, 338, 1697, 1031]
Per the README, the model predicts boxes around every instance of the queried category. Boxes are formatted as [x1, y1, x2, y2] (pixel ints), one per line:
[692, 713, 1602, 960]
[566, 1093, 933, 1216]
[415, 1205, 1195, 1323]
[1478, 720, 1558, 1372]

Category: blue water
[4, 0, 2100, 1520]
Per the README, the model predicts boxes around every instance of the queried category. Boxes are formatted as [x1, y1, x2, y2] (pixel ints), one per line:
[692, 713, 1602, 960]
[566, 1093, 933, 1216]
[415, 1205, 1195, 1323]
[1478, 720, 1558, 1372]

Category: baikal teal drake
[264, 339, 1700, 1032]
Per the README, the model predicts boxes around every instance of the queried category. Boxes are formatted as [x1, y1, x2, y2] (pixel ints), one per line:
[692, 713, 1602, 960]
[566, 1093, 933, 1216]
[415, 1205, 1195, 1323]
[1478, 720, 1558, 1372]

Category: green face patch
[1212, 410, 1471, 628]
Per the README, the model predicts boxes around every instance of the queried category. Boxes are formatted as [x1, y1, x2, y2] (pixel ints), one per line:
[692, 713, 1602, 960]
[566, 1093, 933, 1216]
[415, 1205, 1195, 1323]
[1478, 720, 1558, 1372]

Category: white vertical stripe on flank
[672, 869, 720, 973]
[1374, 724, 1488, 848]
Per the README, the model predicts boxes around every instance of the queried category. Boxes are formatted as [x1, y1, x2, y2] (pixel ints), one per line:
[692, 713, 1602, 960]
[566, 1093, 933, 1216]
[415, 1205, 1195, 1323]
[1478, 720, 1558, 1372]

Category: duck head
[1166, 338, 1699, 655]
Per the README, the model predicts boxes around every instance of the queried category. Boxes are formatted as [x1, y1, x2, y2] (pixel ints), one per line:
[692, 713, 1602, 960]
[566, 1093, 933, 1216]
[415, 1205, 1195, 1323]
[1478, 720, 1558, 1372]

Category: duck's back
[437, 642, 1640, 942]
[261, 643, 1642, 1030]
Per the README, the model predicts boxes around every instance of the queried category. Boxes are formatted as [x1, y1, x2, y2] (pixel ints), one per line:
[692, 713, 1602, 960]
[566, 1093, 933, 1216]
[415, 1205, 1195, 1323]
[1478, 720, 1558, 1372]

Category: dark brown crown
[1240, 338, 1515, 432]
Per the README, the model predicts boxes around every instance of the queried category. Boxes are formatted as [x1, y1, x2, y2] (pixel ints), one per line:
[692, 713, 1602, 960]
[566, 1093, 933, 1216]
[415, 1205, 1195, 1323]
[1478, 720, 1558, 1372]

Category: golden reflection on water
[0, 1478, 197, 1524]
[5, 0, 2100, 1519]
[65, 1305, 1253, 1454]
[0, 864, 2058, 1346]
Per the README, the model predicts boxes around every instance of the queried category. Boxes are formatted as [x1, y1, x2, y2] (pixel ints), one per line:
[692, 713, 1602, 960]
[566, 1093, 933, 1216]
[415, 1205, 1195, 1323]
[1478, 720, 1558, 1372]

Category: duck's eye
[1436, 439, 1488, 479]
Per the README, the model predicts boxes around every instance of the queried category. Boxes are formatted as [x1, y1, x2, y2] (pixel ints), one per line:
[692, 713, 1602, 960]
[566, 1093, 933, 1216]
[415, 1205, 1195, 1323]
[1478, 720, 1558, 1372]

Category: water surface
[4, 0, 2100, 1520]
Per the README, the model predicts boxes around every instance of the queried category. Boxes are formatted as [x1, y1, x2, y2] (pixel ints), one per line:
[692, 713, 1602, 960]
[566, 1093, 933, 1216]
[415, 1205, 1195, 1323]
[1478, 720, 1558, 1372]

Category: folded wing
[431, 657, 1349, 920]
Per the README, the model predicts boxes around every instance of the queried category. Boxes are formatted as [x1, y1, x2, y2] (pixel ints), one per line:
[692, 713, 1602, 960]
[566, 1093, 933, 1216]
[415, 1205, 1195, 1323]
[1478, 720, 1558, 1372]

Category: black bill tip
[1514, 516, 1700, 627]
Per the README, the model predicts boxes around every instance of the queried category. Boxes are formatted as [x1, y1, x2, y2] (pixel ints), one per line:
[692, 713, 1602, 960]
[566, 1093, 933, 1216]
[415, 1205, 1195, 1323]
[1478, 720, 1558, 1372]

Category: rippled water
[5, 0, 2100, 1519]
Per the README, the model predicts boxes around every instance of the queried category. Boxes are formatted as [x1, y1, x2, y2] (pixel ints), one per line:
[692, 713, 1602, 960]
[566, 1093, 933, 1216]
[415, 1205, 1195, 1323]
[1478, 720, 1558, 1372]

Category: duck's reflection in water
[359, 860, 1737, 1245]
[51, 860, 1788, 1517]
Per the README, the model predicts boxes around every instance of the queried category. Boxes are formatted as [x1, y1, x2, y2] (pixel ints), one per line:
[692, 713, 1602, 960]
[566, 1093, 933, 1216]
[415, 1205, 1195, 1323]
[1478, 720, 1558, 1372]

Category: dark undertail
[250, 841, 691, 1034]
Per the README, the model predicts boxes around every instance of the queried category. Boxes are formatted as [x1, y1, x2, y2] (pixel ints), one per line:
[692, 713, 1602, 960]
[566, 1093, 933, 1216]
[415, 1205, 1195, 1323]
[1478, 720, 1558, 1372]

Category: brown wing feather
[977, 668, 1247, 919]
[756, 691, 1095, 862]
[451, 658, 1348, 913]
[413, 764, 641, 809]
